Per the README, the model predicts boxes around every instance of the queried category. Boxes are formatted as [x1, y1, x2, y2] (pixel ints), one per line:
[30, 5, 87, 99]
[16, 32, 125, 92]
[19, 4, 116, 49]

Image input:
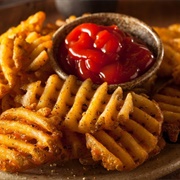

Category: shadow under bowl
[49, 13, 164, 91]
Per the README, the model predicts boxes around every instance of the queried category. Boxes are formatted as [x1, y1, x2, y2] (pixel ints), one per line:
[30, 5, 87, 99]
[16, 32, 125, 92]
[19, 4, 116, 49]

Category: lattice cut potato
[85, 92, 164, 171]
[154, 25, 180, 85]
[24, 32, 52, 72]
[0, 36, 30, 99]
[0, 107, 68, 172]
[0, 11, 46, 42]
[153, 83, 180, 142]
[0, 12, 54, 100]
[15, 74, 127, 133]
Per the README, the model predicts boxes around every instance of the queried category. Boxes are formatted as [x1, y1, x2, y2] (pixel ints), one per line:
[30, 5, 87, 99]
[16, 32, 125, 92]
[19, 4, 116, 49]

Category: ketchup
[59, 23, 155, 84]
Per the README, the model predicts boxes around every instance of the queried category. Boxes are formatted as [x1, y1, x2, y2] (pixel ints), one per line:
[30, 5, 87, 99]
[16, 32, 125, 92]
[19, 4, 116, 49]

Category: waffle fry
[153, 24, 180, 142]
[25, 33, 52, 72]
[16, 74, 126, 133]
[0, 107, 68, 172]
[0, 13, 53, 99]
[154, 25, 180, 85]
[0, 36, 28, 98]
[153, 84, 180, 142]
[0, 11, 45, 41]
[86, 132, 123, 171]
[0, 37, 18, 87]
[85, 92, 164, 171]
[63, 78, 95, 132]
[63, 78, 124, 133]
[95, 87, 123, 131]
[36, 74, 64, 110]
[14, 75, 78, 128]
[18, 81, 43, 110]
[77, 82, 114, 133]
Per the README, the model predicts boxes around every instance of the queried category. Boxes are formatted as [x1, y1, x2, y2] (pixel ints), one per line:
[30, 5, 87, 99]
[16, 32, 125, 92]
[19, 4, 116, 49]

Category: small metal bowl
[49, 13, 164, 91]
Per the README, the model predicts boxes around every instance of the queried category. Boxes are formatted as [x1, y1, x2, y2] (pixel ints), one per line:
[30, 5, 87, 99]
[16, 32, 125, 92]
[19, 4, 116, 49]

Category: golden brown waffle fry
[36, 74, 64, 110]
[25, 33, 52, 72]
[0, 11, 45, 41]
[154, 25, 180, 84]
[50, 75, 80, 128]
[0, 37, 18, 87]
[0, 73, 64, 118]
[0, 107, 68, 172]
[16, 74, 126, 133]
[64, 79, 124, 133]
[95, 87, 123, 131]
[153, 84, 180, 142]
[77, 82, 111, 133]
[63, 78, 95, 132]
[85, 92, 163, 171]
[0, 36, 29, 99]
[119, 92, 163, 135]
[0, 11, 53, 99]
[86, 132, 123, 171]
[18, 81, 43, 110]
[14, 74, 77, 128]
[13, 36, 30, 70]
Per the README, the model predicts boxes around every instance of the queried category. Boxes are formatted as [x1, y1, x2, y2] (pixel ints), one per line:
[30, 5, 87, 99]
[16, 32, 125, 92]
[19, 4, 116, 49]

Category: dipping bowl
[49, 13, 164, 91]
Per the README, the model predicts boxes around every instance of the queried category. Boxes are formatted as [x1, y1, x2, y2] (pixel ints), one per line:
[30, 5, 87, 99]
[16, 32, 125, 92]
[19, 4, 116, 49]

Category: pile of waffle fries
[0, 11, 179, 173]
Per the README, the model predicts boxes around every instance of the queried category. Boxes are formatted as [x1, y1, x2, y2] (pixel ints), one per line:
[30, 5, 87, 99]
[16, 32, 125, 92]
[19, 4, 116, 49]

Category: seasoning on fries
[0, 11, 179, 173]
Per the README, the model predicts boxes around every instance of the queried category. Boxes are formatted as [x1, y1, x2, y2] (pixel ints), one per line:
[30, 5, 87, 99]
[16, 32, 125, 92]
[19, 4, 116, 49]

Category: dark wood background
[0, 0, 180, 34]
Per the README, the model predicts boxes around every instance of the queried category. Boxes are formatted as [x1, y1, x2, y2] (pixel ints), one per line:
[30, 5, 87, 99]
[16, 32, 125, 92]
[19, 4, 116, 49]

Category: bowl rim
[49, 12, 164, 91]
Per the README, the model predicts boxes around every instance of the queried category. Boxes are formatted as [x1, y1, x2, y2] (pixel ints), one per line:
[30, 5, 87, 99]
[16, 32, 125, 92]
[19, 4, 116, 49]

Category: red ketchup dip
[58, 23, 155, 84]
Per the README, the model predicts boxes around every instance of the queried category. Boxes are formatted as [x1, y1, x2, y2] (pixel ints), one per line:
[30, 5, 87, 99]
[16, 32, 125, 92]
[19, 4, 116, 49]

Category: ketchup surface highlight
[58, 23, 155, 84]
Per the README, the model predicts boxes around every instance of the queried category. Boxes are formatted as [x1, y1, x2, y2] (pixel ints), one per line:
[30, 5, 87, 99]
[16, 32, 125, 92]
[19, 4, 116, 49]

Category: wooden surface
[116, 0, 180, 26]
[0, 0, 179, 179]
[1, 0, 180, 34]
